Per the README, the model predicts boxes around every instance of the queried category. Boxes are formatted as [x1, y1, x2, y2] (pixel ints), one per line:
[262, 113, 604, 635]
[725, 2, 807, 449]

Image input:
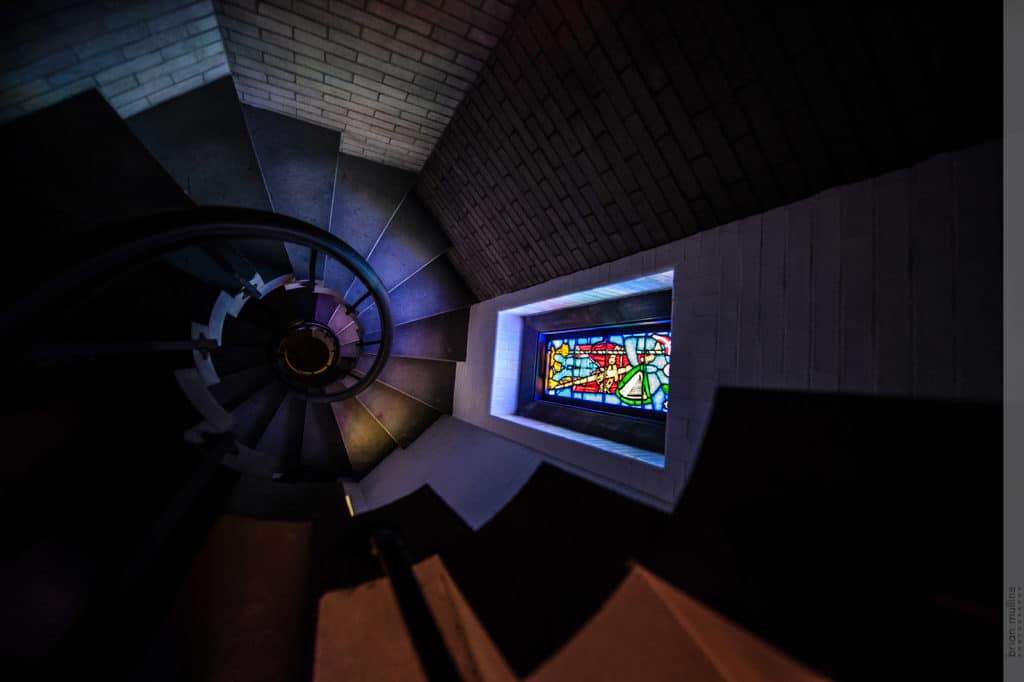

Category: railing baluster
[308, 248, 319, 283]
[201, 244, 261, 299]
[348, 289, 372, 313]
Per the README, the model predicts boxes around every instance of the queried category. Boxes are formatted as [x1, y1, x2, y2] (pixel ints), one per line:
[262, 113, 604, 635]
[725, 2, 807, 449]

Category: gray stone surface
[350, 415, 542, 529]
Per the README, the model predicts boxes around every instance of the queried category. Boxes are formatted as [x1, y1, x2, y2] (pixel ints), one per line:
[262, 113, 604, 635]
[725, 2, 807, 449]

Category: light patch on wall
[500, 271, 675, 316]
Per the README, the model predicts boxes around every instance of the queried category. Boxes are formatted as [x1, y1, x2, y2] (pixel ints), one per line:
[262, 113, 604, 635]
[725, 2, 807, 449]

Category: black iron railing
[0, 207, 393, 402]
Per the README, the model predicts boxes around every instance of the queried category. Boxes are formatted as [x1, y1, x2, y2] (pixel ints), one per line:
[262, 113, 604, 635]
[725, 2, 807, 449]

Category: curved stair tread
[126, 77, 292, 278]
[243, 300, 285, 336]
[357, 255, 475, 336]
[231, 380, 289, 446]
[242, 104, 338, 280]
[322, 372, 360, 396]
[225, 475, 347, 521]
[337, 324, 361, 347]
[209, 364, 276, 410]
[1, 91, 252, 291]
[302, 401, 351, 476]
[261, 285, 317, 326]
[1, 90, 190, 297]
[323, 153, 415, 295]
[345, 192, 451, 303]
[384, 308, 471, 362]
[330, 398, 397, 478]
[163, 246, 250, 294]
[328, 306, 362, 346]
[59, 261, 221, 343]
[210, 344, 270, 377]
[292, 287, 318, 323]
[255, 393, 305, 473]
[338, 341, 362, 359]
[315, 292, 339, 325]
[355, 354, 456, 413]
[356, 381, 441, 449]
[222, 314, 275, 347]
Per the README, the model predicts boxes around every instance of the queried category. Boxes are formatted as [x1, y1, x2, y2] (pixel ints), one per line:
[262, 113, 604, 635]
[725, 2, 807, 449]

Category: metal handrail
[0, 207, 393, 402]
[371, 528, 464, 682]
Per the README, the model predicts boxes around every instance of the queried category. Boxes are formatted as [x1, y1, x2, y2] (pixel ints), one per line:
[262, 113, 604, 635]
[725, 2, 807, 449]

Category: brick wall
[216, 0, 516, 171]
[0, 0, 230, 122]
[454, 142, 1002, 506]
[417, 0, 1001, 300]
[679, 141, 1002, 402]
[668, 142, 1002, 495]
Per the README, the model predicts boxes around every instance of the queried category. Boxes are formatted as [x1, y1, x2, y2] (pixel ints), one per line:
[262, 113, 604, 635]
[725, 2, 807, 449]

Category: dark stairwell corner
[0, 1, 1006, 681]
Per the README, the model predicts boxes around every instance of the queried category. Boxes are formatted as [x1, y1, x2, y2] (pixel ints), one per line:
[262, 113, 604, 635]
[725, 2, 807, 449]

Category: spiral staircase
[0, 77, 1002, 682]
[0, 76, 482, 677]
[3, 74, 475, 507]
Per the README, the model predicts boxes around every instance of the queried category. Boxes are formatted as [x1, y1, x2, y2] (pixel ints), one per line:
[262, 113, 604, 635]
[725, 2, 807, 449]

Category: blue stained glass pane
[543, 324, 671, 414]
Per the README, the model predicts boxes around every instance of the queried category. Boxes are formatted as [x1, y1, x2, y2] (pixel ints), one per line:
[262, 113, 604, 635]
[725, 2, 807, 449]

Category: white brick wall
[0, 0, 230, 122]
[215, 0, 515, 171]
[453, 142, 1002, 508]
[668, 142, 1002, 498]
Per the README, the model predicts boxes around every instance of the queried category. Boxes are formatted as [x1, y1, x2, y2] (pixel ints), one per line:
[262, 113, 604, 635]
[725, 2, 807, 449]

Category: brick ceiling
[417, 0, 1002, 299]
[216, 0, 517, 170]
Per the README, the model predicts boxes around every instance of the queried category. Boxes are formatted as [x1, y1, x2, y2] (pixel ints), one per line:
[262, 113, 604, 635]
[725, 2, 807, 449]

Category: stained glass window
[540, 322, 671, 414]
